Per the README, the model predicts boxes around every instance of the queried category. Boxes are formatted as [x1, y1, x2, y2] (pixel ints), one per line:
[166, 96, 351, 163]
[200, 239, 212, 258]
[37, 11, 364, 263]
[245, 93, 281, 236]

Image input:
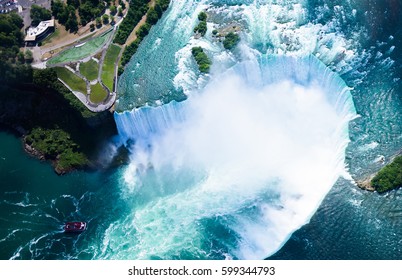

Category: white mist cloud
[114, 57, 355, 260]
[149, 72, 344, 194]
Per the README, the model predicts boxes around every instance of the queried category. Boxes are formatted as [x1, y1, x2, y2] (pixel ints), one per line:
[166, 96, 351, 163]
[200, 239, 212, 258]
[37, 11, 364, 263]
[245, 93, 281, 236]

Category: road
[31, 0, 129, 65]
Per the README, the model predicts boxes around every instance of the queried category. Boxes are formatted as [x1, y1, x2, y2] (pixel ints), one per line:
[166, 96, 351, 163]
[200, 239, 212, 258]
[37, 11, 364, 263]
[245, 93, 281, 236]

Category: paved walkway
[29, 0, 140, 113]
[31, 20, 122, 112]
[58, 73, 116, 113]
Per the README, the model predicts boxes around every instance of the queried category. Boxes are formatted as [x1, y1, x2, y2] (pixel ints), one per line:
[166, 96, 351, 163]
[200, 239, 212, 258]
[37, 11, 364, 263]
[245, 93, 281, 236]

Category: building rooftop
[25, 19, 55, 42]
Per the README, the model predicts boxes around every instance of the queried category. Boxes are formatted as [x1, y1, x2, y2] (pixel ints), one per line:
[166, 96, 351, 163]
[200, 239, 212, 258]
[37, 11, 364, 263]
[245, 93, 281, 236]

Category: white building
[25, 19, 55, 45]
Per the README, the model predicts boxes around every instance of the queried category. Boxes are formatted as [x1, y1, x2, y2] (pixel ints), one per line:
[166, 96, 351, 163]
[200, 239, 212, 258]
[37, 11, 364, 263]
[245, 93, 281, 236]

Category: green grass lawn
[47, 29, 113, 65]
[55, 67, 87, 93]
[90, 82, 108, 103]
[80, 59, 99, 81]
[101, 44, 121, 91]
[41, 29, 60, 45]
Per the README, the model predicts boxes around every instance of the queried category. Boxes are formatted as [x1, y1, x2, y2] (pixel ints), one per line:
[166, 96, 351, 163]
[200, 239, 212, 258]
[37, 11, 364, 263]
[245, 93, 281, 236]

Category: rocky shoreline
[23, 141, 45, 161]
[22, 132, 80, 175]
[23, 140, 70, 175]
[356, 175, 376, 192]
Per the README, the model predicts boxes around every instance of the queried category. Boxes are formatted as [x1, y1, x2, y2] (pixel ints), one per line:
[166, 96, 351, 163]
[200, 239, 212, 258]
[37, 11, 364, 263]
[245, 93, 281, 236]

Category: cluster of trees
[191, 46, 211, 73]
[0, 13, 32, 85]
[119, 0, 172, 70]
[32, 68, 96, 119]
[25, 126, 88, 170]
[193, 11, 207, 36]
[51, 0, 79, 32]
[371, 156, 402, 193]
[156, 0, 170, 11]
[223, 32, 240, 50]
[5, 67, 115, 173]
[113, 0, 149, 45]
[0, 11, 118, 173]
[30, 5, 52, 26]
[51, 0, 123, 32]
[77, 0, 106, 26]
[93, 14, 114, 29]
[120, 23, 151, 67]
[115, 0, 171, 45]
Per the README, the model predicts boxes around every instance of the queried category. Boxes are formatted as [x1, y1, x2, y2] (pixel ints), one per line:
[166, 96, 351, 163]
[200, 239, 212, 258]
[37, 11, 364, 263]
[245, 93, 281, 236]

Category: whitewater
[108, 0, 363, 259]
[2, 0, 402, 261]
[2, 0, 402, 260]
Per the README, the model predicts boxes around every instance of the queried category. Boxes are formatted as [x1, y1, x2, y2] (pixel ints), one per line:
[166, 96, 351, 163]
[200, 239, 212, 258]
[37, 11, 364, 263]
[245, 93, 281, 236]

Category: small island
[1, 0, 171, 174]
[223, 31, 240, 50]
[191, 46, 211, 73]
[193, 11, 208, 37]
[370, 155, 402, 193]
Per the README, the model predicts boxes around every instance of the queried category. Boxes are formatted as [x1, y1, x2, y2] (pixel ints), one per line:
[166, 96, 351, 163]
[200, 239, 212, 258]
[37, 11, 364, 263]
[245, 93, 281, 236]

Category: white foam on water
[172, 0, 359, 96]
[111, 54, 357, 259]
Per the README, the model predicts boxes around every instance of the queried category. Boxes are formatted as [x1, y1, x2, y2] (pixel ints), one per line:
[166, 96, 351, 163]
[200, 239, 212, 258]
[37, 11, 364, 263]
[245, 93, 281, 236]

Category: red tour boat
[64, 222, 87, 233]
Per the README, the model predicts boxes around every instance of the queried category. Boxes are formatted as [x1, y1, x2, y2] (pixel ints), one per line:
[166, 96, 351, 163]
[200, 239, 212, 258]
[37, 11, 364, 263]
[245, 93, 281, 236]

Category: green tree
[8, 12, 24, 29]
[110, 5, 117, 16]
[65, 16, 79, 32]
[67, 0, 80, 9]
[56, 5, 70, 25]
[191, 46, 211, 73]
[51, 0, 64, 18]
[25, 49, 33, 63]
[136, 23, 151, 38]
[194, 20, 207, 36]
[119, 0, 126, 10]
[30, 5, 52, 26]
[0, 13, 27, 85]
[0, 14, 23, 48]
[95, 17, 102, 28]
[102, 14, 109, 25]
[198, 11, 207, 21]
[118, 7, 123, 17]
[156, 0, 170, 11]
[146, 7, 159, 25]
[33, 68, 58, 88]
[223, 32, 240, 50]
[17, 51, 25, 63]
[371, 156, 402, 193]
[193, 11, 207, 37]
[154, 3, 163, 18]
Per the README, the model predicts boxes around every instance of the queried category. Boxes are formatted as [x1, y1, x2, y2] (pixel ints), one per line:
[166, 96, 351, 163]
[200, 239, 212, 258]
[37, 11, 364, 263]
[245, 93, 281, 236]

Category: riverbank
[355, 152, 402, 194]
[0, 82, 118, 175]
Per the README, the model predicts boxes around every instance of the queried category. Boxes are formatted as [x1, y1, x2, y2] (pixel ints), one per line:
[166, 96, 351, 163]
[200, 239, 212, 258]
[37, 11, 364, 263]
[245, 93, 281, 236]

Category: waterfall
[108, 54, 357, 259]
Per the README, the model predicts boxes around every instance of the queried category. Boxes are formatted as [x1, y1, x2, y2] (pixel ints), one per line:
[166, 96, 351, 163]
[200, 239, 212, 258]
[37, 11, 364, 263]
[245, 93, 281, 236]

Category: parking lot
[1, 0, 51, 28]
[0, 0, 18, 14]
[16, 0, 51, 27]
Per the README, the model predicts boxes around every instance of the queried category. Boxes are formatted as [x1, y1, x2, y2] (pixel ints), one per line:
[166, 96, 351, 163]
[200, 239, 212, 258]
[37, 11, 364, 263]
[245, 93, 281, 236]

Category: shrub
[371, 156, 402, 193]
[30, 4, 52, 27]
[198, 11, 207, 21]
[223, 32, 240, 50]
[102, 14, 109, 25]
[193, 11, 207, 37]
[146, 7, 159, 25]
[110, 5, 117, 16]
[191, 46, 211, 73]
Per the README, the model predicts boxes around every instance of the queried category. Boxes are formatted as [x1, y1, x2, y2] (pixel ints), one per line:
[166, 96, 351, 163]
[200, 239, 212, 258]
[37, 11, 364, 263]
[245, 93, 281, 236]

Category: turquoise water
[113, 54, 357, 259]
[0, 131, 126, 259]
[2, 0, 402, 259]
